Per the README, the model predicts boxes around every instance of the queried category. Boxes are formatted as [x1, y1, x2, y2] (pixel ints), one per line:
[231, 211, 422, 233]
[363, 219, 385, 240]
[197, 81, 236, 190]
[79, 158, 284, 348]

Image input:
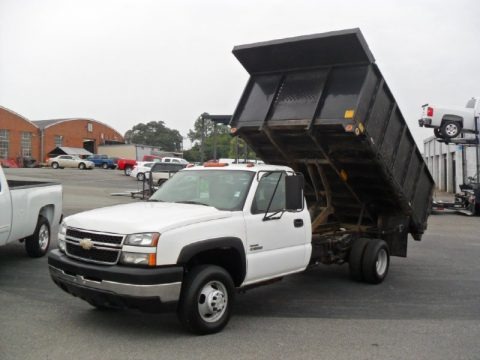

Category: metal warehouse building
[0, 106, 124, 165]
[424, 135, 479, 193]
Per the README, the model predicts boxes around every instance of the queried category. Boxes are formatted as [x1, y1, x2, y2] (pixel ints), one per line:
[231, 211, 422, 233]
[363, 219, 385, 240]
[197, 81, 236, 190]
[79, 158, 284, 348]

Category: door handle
[294, 219, 304, 228]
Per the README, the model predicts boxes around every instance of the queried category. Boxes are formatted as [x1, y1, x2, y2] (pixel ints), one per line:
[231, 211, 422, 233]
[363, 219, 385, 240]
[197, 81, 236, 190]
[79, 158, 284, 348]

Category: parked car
[86, 154, 117, 169]
[418, 97, 480, 139]
[130, 162, 156, 181]
[47, 155, 94, 170]
[0, 165, 62, 257]
[161, 157, 189, 164]
[150, 162, 186, 185]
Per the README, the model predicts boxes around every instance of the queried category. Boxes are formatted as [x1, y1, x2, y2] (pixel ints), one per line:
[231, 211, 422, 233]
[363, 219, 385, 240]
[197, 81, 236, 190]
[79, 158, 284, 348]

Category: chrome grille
[65, 228, 124, 265]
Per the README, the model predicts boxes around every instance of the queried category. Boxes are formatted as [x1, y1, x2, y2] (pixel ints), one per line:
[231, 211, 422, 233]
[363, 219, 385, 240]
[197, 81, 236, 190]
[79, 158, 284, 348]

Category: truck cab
[48, 164, 309, 334]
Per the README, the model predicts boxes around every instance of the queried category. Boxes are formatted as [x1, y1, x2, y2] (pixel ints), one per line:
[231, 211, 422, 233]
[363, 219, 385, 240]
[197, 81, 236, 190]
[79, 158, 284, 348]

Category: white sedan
[130, 162, 155, 181]
[47, 155, 95, 170]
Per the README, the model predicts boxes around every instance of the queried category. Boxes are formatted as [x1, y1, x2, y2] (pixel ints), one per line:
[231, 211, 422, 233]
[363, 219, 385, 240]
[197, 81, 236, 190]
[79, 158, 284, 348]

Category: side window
[164, 158, 171, 163]
[252, 172, 286, 214]
[172, 159, 179, 163]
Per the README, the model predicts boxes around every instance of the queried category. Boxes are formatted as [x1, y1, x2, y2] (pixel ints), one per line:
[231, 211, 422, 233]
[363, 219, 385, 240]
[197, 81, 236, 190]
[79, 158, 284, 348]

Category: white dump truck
[419, 97, 480, 139]
[48, 29, 434, 334]
[0, 165, 62, 257]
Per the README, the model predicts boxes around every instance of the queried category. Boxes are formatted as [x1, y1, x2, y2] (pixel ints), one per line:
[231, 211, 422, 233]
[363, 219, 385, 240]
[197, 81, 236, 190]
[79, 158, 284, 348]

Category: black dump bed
[230, 29, 434, 240]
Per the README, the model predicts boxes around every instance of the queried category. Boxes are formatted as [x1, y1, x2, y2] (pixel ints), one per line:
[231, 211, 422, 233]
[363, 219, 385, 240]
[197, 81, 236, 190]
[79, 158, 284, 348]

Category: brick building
[0, 106, 124, 165]
[0, 106, 40, 164]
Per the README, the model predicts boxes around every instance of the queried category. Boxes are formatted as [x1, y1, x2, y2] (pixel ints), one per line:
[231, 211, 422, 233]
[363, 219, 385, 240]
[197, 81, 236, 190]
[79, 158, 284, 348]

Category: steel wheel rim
[38, 224, 49, 251]
[445, 124, 458, 136]
[197, 280, 228, 323]
[376, 249, 388, 276]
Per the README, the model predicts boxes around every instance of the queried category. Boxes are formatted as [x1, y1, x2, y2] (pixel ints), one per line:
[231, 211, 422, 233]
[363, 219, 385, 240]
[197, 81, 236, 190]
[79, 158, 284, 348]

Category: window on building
[21, 132, 32, 157]
[0, 130, 9, 159]
[55, 135, 63, 147]
[87, 123, 93, 132]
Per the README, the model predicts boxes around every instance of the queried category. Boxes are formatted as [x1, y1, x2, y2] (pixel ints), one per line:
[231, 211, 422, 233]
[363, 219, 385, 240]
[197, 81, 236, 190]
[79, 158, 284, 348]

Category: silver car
[47, 155, 95, 170]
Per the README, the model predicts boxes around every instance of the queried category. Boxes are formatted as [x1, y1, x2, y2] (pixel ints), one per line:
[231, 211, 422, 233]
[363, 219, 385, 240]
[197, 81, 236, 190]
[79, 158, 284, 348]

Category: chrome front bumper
[49, 265, 181, 302]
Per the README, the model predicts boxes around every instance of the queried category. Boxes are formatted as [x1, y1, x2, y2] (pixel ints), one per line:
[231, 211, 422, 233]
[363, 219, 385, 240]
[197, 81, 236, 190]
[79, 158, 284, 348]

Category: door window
[252, 172, 286, 214]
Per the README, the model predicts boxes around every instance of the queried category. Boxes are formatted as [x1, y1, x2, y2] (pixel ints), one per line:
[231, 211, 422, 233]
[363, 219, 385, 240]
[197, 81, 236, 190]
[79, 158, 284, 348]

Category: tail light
[427, 107, 434, 117]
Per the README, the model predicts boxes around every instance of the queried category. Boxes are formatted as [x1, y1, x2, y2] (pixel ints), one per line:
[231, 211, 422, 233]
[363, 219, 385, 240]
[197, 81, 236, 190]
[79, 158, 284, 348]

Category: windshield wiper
[174, 200, 210, 207]
[146, 199, 164, 202]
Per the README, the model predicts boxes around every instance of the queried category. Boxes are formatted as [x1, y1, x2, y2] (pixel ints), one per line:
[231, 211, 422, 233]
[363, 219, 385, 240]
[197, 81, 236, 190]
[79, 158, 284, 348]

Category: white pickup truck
[418, 97, 480, 139]
[0, 165, 62, 257]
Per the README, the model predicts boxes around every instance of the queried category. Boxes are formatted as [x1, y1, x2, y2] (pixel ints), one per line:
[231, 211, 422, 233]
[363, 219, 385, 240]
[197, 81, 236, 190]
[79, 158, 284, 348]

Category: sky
[0, 0, 479, 149]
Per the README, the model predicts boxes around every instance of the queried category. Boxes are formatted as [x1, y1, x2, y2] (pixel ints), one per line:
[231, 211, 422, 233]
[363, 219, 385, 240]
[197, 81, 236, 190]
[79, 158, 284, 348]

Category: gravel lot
[1, 167, 479, 360]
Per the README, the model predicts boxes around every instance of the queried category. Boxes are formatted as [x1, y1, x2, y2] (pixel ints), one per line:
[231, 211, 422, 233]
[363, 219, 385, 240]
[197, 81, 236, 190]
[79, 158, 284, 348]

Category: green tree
[124, 121, 183, 151]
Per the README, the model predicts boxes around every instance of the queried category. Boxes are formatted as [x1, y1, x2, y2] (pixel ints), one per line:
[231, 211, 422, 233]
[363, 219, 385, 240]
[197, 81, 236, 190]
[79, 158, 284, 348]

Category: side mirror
[285, 174, 304, 211]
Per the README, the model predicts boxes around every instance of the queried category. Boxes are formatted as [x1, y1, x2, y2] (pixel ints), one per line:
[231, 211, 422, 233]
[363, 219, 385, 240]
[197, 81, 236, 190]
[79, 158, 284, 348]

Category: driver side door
[243, 172, 308, 284]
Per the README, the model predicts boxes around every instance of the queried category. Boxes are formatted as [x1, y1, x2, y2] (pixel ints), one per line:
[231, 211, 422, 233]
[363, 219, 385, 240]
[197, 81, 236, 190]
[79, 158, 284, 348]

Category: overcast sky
[1, 0, 479, 148]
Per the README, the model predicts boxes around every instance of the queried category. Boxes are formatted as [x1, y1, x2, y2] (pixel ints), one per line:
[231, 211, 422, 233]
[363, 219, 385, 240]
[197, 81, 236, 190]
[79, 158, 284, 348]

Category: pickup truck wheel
[137, 173, 145, 181]
[177, 265, 234, 335]
[51, 162, 59, 169]
[348, 238, 370, 281]
[78, 163, 86, 170]
[124, 166, 133, 176]
[441, 121, 462, 139]
[25, 215, 50, 258]
[361, 239, 390, 284]
[102, 163, 108, 169]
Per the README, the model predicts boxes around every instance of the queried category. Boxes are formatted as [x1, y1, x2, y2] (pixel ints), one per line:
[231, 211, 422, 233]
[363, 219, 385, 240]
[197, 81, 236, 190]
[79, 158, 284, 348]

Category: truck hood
[64, 202, 233, 235]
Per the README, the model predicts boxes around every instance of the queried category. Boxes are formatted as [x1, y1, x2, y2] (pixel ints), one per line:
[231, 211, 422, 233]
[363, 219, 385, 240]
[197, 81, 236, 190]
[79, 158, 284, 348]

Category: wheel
[158, 179, 166, 186]
[137, 173, 145, 181]
[361, 239, 390, 284]
[51, 162, 59, 169]
[25, 215, 50, 258]
[124, 166, 133, 176]
[440, 121, 462, 139]
[177, 265, 234, 335]
[102, 163, 108, 169]
[348, 238, 370, 281]
[78, 162, 86, 170]
[433, 128, 442, 138]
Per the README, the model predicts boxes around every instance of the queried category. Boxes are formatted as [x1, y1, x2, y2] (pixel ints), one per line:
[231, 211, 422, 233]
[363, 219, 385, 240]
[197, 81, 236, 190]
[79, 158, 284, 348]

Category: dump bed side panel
[230, 29, 434, 237]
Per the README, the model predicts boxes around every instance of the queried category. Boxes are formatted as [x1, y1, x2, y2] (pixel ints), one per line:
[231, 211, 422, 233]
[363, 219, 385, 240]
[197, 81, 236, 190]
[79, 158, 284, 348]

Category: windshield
[149, 170, 255, 211]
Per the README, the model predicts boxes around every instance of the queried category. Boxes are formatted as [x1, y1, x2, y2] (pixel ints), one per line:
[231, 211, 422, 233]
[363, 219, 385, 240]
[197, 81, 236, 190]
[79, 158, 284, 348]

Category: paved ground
[1, 168, 479, 360]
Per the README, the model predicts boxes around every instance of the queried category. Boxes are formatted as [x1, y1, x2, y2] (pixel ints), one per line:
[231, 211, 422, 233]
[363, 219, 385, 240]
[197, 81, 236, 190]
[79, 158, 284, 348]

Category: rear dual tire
[349, 238, 389, 284]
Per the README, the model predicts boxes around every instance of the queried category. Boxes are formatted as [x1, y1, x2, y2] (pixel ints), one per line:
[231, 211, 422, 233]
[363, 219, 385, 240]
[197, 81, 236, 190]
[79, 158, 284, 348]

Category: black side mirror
[285, 174, 304, 211]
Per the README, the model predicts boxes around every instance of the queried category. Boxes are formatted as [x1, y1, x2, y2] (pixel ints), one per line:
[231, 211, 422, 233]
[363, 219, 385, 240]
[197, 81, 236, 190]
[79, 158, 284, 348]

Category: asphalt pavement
[1, 168, 479, 360]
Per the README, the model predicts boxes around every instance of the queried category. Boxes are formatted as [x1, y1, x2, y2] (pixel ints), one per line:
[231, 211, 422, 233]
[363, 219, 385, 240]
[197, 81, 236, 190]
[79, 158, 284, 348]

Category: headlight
[124, 233, 160, 246]
[120, 252, 156, 266]
[58, 222, 67, 252]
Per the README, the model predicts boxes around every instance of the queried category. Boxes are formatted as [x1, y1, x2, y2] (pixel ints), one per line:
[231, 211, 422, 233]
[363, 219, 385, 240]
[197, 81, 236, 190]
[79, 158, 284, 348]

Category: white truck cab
[48, 164, 311, 334]
[418, 97, 480, 139]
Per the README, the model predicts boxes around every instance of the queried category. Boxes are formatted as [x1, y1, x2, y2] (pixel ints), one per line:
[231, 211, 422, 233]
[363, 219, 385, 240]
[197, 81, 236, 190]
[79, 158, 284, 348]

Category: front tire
[441, 121, 462, 139]
[177, 265, 235, 335]
[25, 215, 50, 258]
[102, 163, 108, 169]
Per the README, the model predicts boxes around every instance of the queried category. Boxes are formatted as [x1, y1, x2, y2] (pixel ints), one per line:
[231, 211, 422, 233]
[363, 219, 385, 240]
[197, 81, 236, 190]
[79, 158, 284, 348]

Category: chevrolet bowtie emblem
[79, 238, 94, 250]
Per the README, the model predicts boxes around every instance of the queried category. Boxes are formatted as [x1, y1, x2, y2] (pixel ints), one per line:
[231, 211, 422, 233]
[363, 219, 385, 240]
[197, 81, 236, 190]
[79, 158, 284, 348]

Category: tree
[124, 121, 183, 151]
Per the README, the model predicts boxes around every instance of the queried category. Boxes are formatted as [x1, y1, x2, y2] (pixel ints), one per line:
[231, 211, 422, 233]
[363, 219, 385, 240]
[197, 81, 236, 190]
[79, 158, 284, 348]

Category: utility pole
[200, 113, 207, 163]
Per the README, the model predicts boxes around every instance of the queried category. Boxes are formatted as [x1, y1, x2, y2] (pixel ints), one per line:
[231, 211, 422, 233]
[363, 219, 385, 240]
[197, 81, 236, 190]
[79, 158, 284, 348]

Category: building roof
[0, 106, 39, 128]
[33, 118, 96, 130]
[49, 147, 93, 156]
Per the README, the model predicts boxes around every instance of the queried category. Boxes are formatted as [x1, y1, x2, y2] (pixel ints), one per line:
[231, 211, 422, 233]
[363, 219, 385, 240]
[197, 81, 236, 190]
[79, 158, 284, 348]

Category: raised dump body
[230, 28, 434, 246]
